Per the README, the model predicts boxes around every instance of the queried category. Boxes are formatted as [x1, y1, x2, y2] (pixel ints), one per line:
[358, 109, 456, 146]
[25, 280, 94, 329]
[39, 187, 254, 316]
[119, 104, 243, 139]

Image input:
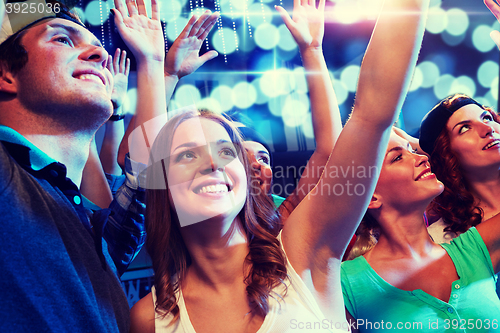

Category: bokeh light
[477, 61, 499, 88]
[445, 8, 468, 36]
[212, 27, 239, 54]
[174, 84, 202, 108]
[426, 7, 447, 34]
[417, 61, 440, 88]
[472, 25, 496, 53]
[449, 76, 476, 98]
[166, 17, 189, 41]
[232, 81, 258, 109]
[85, 1, 108, 26]
[340, 65, 360, 93]
[255, 23, 279, 50]
[277, 24, 297, 52]
[434, 74, 454, 99]
[210, 85, 234, 112]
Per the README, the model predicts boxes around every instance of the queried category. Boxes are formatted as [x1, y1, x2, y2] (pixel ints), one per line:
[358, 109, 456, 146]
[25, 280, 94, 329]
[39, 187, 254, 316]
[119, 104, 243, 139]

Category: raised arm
[117, 11, 219, 166]
[281, 0, 429, 316]
[81, 139, 113, 208]
[476, 213, 500, 274]
[275, 0, 342, 220]
[485, 0, 500, 50]
[112, 0, 166, 165]
[101, 49, 130, 174]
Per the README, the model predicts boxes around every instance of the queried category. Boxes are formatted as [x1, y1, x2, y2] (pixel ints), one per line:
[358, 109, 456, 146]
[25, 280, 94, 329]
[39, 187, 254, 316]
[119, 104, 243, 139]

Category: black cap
[419, 95, 483, 155]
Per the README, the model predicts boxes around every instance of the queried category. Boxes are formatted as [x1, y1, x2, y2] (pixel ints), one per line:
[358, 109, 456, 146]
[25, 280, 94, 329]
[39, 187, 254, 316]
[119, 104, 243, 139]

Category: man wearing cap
[0, 0, 166, 331]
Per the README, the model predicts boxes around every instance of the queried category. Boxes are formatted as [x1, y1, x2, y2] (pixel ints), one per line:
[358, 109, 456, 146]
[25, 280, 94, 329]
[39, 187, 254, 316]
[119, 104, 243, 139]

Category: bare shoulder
[130, 292, 156, 333]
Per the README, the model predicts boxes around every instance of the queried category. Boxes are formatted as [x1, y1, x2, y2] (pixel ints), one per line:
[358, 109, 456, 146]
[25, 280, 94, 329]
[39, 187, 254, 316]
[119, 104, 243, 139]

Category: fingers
[275, 5, 294, 29]
[491, 30, 500, 50]
[486, 0, 500, 20]
[113, 48, 121, 73]
[113, 0, 128, 20]
[199, 50, 218, 64]
[179, 15, 198, 39]
[125, 0, 139, 16]
[151, 0, 160, 20]
[318, 0, 325, 11]
[107, 54, 114, 74]
[191, 10, 212, 37]
[198, 13, 219, 40]
[136, 0, 147, 16]
[125, 58, 131, 76]
[119, 50, 128, 73]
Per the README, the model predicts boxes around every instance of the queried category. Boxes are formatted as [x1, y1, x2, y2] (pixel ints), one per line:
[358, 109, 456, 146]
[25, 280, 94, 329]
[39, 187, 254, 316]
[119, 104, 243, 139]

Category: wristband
[108, 114, 125, 121]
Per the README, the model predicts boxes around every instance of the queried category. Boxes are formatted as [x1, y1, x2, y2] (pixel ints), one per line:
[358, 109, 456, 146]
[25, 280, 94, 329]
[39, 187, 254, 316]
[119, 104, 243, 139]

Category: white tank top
[151, 253, 343, 332]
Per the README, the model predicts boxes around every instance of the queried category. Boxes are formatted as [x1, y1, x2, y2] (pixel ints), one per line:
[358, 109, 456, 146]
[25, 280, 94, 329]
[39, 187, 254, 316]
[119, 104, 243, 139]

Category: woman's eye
[258, 156, 270, 165]
[483, 114, 493, 122]
[220, 148, 236, 158]
[176, 150, 196, 162]
[392, 154, 402, 163]
[459, 125, 470, 134]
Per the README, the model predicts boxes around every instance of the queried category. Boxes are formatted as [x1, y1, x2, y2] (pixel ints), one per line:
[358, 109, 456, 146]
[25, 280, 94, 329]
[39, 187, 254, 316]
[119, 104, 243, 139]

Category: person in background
[0, 0, 165, 330]
[127, 0, 430, 331]
[342, 130, 500, 332]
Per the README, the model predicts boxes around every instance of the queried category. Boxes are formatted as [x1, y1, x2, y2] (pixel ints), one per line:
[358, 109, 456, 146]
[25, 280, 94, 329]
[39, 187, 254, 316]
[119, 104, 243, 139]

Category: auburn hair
[145, 109, 287, 321]
[428, 94, 498, 233]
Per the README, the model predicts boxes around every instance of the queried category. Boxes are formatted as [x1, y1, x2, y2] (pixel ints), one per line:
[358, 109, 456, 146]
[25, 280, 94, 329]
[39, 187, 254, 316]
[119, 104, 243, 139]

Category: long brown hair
[145, 109, 287, 321]
[428, 95, 498, 233]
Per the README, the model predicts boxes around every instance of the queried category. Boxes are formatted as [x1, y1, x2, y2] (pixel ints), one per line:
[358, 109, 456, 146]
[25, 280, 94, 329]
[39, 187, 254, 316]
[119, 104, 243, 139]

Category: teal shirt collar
[0, 125, 57, 171]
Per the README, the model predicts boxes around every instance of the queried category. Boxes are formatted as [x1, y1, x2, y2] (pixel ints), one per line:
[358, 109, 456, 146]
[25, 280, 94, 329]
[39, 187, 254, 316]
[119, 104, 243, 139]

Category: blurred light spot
[260, 69, 294, 98]
[330, 1, 361, 24]
[210, 85, 234, 112]
[434, 74, 454, 99]
[73, 7, 85, 24]
[268, 95, 286, 117]
[302, 113, 314, 139]
[491, 77, 499, 101]
[329, 72, 348, 105]
[426, 7, 447, 34]
[277, 24, 297, 51]
[445, 8, 468, 36]
[450, 76, 476, 97]
[255, 23, 279, 50]
[212, 27, 239, 54]
[340, 65, 360, 92]
[248, 3, 273, 28]
[429, 0, 442, 7]
[174, 84, 202, 108]
[251, 78, 269, 105]
[409, 67, 423, 92]
[427, 53, 455, 76]
[196, 97, 223, 113]
[472, 25, 496, 53]
[221, 0, 243, 18]
[122, 88, 137, 115]
[483, 90, 497, 106]
[160, 0, 181, 22]
[85, 1, 108, 26]
[293, 67, 308, 94]
[277, 47, 299, 61]
[166, 17, 188, 41]
[441, 31, 465, 47]
[238, 25, 256, 52]
[232, 82, 257, 109]
[478, 61, 499, 88]
[417, 61, 440, 88]
[281, 95, 309, 127]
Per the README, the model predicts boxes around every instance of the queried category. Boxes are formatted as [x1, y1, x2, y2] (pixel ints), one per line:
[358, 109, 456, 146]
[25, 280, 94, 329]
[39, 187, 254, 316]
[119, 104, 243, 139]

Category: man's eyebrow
[44, 22, 103, 47]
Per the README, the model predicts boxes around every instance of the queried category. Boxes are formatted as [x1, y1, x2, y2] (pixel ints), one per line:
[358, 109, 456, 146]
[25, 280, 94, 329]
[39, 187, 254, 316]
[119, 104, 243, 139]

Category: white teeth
[198, 184, 228, 194]
[77, 74, 102, 84]
[417, 171, 432, 180]
[484, 141, 499, 150]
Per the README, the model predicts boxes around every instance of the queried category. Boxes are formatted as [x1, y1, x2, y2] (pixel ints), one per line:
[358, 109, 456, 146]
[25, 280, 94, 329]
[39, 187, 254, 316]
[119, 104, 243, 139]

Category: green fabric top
[272, 194, 286, 209]
[341, 227, 500, 332]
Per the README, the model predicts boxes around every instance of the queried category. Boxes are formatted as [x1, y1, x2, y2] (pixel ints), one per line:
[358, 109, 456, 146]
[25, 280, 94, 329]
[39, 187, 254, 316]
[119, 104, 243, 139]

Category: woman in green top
[342, 130, 500, 332]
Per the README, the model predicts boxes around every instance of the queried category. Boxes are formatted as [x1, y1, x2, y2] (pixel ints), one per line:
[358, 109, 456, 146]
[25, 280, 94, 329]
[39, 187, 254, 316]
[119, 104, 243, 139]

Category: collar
[0, 125, 56, 171]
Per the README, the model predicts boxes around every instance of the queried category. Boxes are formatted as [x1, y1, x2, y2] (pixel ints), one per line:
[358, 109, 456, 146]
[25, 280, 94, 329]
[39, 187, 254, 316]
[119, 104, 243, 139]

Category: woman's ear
[367, 194, 382, 210]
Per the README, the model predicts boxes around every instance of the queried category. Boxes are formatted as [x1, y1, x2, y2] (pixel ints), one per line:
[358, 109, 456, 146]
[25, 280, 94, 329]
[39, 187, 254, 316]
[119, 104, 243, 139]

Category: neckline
[176, 288, 275, 333]
[357, 243, 462, 304]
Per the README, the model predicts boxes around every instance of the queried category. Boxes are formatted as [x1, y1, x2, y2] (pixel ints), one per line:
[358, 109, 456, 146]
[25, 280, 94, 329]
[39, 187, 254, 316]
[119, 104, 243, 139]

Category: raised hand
[112, 0, 164, 63]
[275, 0, 325, 51]
[108, 49, 131, 110]
[164, 10, 219, 79]
[485, 0, 500, 50]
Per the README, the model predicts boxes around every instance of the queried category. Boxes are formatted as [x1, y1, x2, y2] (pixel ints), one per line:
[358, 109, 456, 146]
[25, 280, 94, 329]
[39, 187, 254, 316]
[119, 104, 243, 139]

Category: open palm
[112, 0, 164, 63]
[275, 0, 325, 50]
[165, 11, 219, 78]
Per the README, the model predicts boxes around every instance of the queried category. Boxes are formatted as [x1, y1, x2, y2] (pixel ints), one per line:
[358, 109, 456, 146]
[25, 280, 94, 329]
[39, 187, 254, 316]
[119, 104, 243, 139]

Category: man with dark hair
[0, 0, 148, 331]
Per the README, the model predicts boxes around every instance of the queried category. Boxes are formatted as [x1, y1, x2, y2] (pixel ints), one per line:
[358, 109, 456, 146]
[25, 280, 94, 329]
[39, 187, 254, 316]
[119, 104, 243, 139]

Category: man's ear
[368, 193, 382, 210]
[0, 63, 18, 94]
